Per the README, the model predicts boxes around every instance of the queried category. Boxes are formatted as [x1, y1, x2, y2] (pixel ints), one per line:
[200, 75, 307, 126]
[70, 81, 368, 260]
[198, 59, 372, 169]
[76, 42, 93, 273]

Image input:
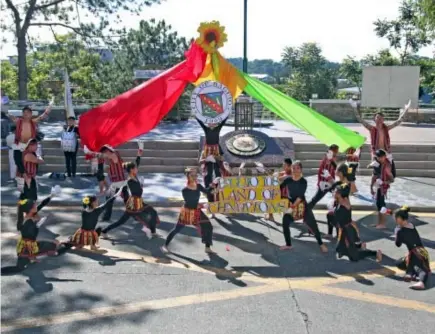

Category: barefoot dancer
[280, 161, 327, 253]
[370, 149, 394, 229]
[394, 206, 431, 290]
[334, 183, 382, 262]
[69, 193, 121, 250]
[3, 189, 61, 274]
[162, 168, 216, 254]
[99, 144, 143, 221]
[351, 99, 411, 178]
[101, 161, 160, 238]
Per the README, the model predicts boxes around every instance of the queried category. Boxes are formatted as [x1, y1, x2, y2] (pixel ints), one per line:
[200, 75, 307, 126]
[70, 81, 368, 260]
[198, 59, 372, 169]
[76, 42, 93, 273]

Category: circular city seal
[226, 133, 266, 156]
[191, 81, 232, 127]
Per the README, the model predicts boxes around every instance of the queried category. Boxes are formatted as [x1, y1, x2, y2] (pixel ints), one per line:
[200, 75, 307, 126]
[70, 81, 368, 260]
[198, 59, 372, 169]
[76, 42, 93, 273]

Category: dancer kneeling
[101, 161, 160, 238]
[162, 168, 216, 254]
[335, 183, 382, 262]
[280, 161, 327, 253]
[2, 188, 61, 274]
[69, 192, 121, 250]
[394, 206, 431, 290]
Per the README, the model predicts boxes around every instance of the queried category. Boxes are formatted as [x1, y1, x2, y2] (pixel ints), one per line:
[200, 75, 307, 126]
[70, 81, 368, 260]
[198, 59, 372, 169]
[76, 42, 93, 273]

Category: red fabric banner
[79, 43, 207, 151]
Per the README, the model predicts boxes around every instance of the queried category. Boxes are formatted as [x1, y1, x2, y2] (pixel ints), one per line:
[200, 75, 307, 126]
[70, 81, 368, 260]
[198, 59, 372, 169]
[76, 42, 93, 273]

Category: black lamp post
[243, 0, 248, 73]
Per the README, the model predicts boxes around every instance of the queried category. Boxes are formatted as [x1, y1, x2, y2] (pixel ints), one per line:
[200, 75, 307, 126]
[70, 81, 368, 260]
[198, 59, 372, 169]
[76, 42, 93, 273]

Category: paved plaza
[1, 208, 434, 334]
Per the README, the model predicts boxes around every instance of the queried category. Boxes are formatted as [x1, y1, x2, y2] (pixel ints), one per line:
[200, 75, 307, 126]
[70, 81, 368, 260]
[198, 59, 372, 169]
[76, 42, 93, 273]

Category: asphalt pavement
[1, 207, 434, 334]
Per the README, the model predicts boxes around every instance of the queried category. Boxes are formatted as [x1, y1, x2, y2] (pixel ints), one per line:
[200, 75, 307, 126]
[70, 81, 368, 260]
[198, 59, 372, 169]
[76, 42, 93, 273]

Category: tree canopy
[2, 0, 162, 99]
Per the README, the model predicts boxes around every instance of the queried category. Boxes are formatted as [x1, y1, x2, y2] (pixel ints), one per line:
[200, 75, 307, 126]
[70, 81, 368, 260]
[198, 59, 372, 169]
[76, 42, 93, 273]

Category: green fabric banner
[241, 72, 366, 152]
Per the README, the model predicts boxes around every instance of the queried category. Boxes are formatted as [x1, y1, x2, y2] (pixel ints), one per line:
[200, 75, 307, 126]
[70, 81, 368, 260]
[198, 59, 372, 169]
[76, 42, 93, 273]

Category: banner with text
[207, 176, 288, 214]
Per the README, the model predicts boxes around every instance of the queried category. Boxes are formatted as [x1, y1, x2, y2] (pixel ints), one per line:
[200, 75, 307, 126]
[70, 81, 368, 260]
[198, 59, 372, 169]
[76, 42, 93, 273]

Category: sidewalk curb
[1, 199, 434, 212]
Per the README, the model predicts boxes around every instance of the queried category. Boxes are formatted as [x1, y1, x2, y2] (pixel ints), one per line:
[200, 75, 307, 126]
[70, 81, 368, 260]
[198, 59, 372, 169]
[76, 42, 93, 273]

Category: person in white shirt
[6, 125, 16, 179]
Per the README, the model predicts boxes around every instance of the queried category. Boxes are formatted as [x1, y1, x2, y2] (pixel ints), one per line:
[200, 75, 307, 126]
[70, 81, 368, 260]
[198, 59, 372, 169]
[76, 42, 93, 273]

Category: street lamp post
[243, 0, 248, 73]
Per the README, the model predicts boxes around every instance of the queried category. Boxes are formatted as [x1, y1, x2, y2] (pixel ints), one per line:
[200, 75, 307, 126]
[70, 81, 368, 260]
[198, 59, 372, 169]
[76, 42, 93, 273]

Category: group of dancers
[3, 104, 431, 289]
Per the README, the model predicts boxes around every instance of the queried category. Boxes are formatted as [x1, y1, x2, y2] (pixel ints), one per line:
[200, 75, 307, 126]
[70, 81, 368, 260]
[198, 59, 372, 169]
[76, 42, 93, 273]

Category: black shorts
[376, 188, 385, 211]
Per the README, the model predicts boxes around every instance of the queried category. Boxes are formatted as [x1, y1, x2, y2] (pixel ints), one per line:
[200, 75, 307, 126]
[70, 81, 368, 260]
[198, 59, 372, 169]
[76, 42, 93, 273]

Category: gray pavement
[11, 120, 435, 144]
[1, 208, 434, 333]
[2, 172, 435, 210]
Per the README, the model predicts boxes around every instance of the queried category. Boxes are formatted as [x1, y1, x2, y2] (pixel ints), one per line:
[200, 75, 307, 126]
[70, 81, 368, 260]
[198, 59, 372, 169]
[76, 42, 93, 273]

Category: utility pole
[243, 0, 248, 73]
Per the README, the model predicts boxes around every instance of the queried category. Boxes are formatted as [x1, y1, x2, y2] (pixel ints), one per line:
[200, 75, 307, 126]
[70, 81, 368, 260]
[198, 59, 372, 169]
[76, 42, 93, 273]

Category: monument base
[200, 129, 294, 174]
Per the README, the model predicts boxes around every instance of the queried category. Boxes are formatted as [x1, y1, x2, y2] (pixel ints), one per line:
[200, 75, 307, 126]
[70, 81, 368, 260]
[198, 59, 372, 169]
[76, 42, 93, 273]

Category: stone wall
[309, 99, 357, 122]
[309, 99, 435, 124]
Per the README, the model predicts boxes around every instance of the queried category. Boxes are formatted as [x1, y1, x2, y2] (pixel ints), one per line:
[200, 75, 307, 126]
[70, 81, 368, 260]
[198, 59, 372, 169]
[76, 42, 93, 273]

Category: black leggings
[13, 150, 25, 174]
[23, 177, 38, 201]
[102, 189, 119, 221]
[165, 222, 213, 247]
[204, 162, 221, 202]
[309, 188, 329, 208]
[396, 256, 429, 284]
[282, 208, 323, 246]
[102, 206, 158, 234]
[326, 213, 339, 236]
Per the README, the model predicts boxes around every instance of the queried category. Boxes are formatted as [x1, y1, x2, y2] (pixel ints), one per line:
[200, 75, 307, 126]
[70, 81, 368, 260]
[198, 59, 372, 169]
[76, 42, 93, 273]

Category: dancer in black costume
[2, 187, 64, 274]
[280, 161, 327, 253]
[394, 206, 431, 290]
[334, 183, 382, 262]
[101, 160, 160, 238]
[162, 167, 216, 254]
[69, 192, 121, 250]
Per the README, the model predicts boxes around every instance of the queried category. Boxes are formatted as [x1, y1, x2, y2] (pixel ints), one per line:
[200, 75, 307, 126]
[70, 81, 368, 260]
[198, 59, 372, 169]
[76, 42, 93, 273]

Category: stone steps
[3, 140, 435, 178]
[293, 143, 435, 153]
[295, 151, 435, 161]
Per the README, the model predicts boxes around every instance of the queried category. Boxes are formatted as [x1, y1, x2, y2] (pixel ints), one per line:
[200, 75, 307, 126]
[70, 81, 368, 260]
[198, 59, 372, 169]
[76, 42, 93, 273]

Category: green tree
[97, 19, 191, 98]
[281, 42, 337, 100]
[416, 0, 435, 32]
[339, 56, 363, 92]
[2, 0, 162, 100]
[374, 0, 432, 64]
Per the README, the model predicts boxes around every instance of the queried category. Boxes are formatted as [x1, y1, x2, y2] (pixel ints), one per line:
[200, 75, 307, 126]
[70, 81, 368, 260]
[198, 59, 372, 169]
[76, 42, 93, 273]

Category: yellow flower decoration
[82, 197, 90, 205]
[340, 183, 349, 189]
[400, 205, 409, 210]
[196, 21, 227, 54]
[347, 167, 353, 174]
[18, 199, 28, 206]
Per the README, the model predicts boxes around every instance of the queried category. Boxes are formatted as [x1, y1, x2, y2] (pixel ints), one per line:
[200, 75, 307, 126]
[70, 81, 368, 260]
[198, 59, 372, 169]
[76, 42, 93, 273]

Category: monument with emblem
[193, 81, 295, 176]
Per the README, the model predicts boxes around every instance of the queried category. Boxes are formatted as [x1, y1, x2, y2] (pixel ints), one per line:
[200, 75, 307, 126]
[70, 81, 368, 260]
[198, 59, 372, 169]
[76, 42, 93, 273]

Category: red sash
[23, 150, 37, 178]
[317, 157, 335, 186]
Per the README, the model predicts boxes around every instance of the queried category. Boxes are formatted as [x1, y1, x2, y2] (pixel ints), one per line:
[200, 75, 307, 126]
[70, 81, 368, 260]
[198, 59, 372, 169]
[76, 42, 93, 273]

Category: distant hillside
[227, 57, 340, 78]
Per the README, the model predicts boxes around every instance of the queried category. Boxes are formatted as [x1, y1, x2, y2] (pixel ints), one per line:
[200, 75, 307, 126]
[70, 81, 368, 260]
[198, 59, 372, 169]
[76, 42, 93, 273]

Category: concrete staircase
[293, 143, 435, 178]
[1, 141, 200, 174]
[2, 140, 435, 178]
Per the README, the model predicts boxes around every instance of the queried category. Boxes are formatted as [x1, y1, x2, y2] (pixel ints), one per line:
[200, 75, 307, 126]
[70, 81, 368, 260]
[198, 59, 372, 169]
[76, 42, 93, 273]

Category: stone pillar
[235, 95, 254, 130]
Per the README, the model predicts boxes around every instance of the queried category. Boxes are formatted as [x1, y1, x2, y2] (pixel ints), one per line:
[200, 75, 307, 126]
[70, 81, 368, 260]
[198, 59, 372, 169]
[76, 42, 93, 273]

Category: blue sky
[1, 0, 433, 62]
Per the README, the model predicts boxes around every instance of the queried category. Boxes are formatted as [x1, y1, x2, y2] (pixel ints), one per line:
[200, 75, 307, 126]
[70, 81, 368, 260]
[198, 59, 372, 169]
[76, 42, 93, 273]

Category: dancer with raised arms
[351, 99, 411, 178]
[2, 186, 61, 274]
[69, 190, 122, 250]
